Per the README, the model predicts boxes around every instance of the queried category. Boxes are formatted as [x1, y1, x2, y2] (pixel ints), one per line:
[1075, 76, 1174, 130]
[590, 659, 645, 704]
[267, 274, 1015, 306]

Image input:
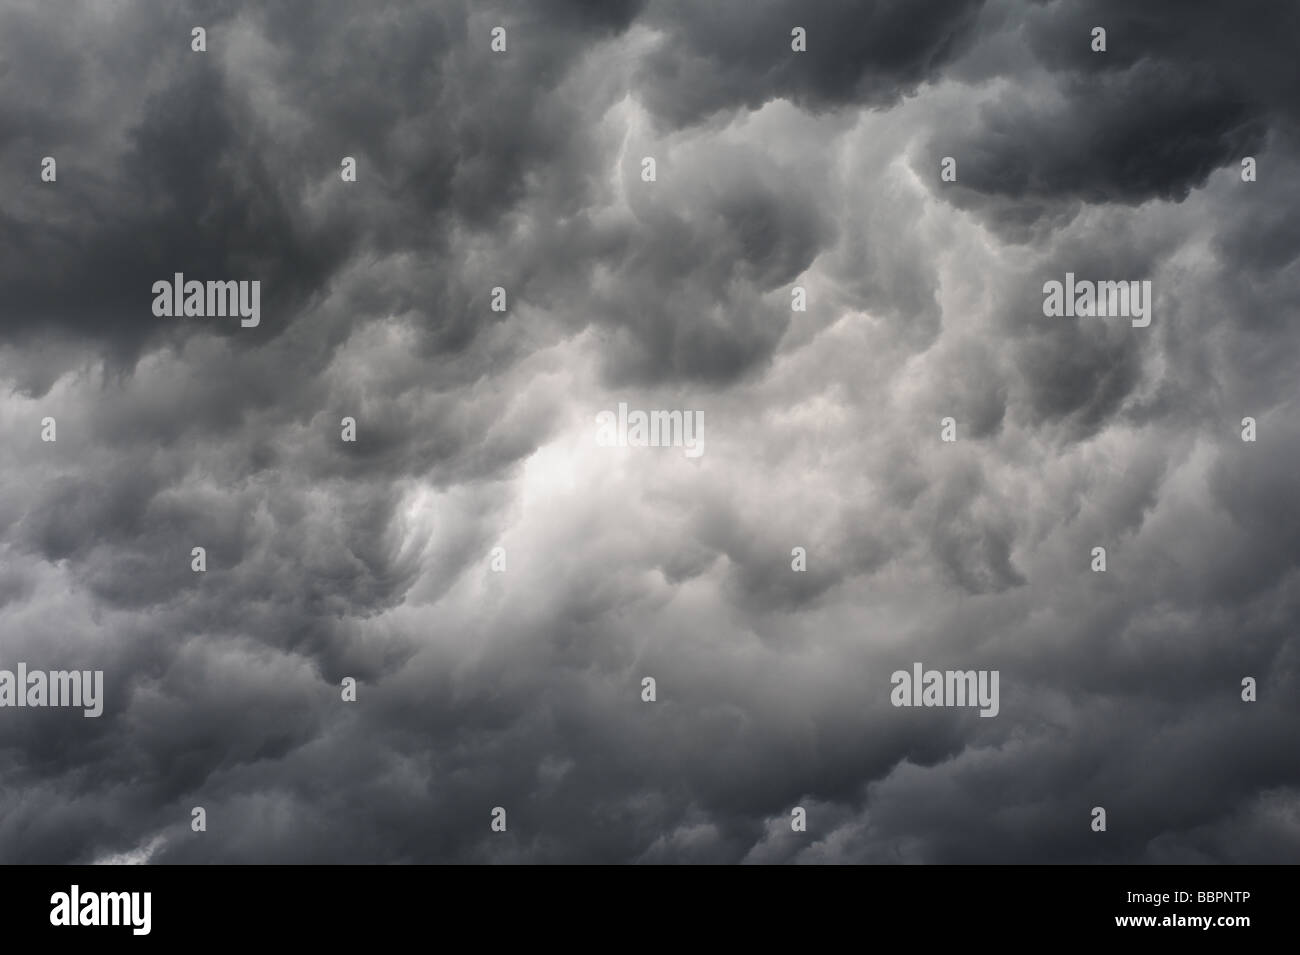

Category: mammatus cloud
[0, 0, 1297, 864]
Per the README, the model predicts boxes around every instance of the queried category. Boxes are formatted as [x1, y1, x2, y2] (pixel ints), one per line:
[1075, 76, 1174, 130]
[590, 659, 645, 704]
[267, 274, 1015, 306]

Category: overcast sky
[1, 0, 1298, 864]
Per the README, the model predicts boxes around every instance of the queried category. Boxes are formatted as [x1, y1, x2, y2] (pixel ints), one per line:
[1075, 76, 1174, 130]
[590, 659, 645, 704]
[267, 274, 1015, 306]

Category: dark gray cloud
[0, 0, 1298, 866]
[923, 0, 1297, 235]
[637, 0, 988, 126]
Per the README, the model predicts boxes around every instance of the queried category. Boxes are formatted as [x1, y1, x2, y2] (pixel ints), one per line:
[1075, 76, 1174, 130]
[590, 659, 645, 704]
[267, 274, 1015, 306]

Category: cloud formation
[0, 0, 1297, 864]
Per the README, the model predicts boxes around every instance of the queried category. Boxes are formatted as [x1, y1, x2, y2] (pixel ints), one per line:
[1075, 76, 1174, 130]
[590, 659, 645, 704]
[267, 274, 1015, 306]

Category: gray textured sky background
[1, 0, 1298, 863]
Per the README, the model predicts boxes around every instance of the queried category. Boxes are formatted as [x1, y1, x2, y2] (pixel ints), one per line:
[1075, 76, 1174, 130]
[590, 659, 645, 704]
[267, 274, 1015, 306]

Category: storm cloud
[0, 0, 1297, 865]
